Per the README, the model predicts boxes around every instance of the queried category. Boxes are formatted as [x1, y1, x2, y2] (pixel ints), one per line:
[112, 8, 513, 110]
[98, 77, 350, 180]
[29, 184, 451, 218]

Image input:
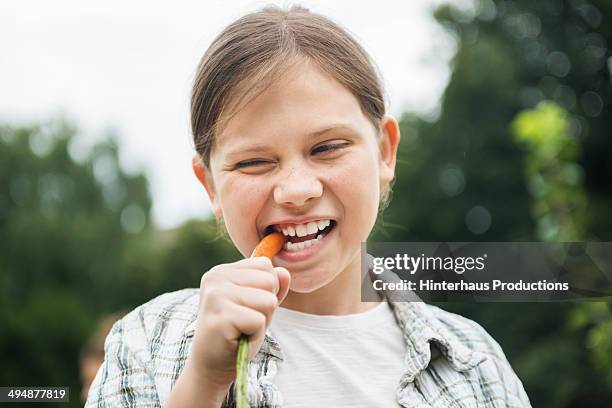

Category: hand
[189, 257, 291, 390]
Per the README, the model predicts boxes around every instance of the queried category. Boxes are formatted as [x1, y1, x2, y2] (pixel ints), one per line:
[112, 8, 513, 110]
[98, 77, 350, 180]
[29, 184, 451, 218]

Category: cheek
[330, 150, 380, 231]
[218, 176, 268, 252]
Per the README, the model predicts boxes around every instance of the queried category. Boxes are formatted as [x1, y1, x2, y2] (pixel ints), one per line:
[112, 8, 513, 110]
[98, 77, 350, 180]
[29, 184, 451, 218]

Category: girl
[86, 5, 531, 407]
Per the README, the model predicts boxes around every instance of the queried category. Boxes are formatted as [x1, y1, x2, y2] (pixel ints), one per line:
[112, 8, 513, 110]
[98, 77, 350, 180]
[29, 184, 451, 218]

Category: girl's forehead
[215, 64, 370, 147]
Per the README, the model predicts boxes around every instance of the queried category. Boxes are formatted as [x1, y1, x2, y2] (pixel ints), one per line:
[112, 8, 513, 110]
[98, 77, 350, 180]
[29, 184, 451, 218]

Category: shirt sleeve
[84, 315, 161, 408]
[473, 322, 532, 408]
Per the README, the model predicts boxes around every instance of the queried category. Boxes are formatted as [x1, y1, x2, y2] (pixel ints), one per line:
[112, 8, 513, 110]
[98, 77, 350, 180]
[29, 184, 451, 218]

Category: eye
[312, 142, 350, 155]
[234, 160, 270, 169]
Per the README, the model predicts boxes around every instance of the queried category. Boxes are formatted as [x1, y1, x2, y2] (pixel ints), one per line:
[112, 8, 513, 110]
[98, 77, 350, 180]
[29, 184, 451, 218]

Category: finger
[224, 304, 267, 360]
[223, 268, 279, 295]
[275, 267, 291, 303]
[217, 257, 273, 271]
[202, 259, 274, 289]
[267, 267, 280, 295]
[228, 285, 278, 323]
[234, 256, 274, 271]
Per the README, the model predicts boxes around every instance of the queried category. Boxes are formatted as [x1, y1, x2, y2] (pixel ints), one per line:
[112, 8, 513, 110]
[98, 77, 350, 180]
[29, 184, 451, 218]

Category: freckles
[222, 178, 269, 219]
[241, 188, 265, 217]
[327, 155, 379, 225]
[334, 153, 378, 191]
[341, 153, 380, 214]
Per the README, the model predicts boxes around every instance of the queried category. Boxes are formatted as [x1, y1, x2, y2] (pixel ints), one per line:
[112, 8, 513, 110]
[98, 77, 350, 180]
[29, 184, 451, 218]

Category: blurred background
[0, 0, 611, 406]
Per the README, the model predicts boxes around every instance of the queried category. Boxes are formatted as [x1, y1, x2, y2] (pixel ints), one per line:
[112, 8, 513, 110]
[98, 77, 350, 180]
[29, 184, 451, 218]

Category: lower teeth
[284, 234, 323, 252]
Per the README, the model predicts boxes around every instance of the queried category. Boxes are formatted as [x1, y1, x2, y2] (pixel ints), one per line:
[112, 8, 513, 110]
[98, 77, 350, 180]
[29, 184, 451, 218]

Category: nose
[273, 163, 323, 207]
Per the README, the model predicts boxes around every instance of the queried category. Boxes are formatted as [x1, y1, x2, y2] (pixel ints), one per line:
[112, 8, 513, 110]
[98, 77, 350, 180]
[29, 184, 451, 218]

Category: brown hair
[191, 4, 393, 209]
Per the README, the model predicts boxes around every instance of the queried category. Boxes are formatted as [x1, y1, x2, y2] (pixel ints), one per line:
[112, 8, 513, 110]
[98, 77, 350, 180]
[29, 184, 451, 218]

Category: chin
[288, 271, 339, 294]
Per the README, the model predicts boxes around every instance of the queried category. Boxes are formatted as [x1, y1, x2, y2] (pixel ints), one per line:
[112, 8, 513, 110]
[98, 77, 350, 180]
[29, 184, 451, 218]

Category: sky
[0, 0, 457, 229]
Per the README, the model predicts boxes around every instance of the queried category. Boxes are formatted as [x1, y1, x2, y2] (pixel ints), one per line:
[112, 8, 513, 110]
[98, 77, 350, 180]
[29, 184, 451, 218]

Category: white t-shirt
[268, 301, 407, 407]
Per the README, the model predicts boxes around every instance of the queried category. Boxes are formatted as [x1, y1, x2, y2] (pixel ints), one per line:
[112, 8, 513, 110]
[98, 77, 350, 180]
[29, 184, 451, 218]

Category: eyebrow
[223, 124, 358, 159]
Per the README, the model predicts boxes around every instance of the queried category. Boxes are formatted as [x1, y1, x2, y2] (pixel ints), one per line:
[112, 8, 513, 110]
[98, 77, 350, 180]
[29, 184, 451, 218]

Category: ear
[192, 154, 222, 218]
[378, 115, 401, 186]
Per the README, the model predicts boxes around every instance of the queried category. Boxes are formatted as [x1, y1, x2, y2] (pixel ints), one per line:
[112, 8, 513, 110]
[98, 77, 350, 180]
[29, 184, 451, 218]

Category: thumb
[274, 267, 291, 303]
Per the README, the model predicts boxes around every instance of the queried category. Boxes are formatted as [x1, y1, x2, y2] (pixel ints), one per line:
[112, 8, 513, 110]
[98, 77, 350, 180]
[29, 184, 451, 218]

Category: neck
[280, 253, 382, 315]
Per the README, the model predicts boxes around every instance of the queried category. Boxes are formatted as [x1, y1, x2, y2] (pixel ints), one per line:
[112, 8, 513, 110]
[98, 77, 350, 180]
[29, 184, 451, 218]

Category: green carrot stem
[236, 232, 284, 407]
[236, 334, 249, 408]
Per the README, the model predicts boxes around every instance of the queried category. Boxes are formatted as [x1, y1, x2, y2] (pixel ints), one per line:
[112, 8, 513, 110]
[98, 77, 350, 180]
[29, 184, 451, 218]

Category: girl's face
[197, 60, 399, 293]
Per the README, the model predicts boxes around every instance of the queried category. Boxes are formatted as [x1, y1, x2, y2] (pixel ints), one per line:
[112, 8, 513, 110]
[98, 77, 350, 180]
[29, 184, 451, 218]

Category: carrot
[251, 231, 286, 258]
[237, 232, 286, 408]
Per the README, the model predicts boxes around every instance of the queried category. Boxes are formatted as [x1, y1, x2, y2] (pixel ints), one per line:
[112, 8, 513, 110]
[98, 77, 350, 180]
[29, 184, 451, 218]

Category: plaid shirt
[86, 286, 531, 407]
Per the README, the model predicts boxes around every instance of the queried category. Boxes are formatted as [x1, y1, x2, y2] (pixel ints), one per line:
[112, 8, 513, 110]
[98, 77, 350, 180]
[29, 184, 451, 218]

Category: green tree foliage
[511, 100, 610, 404]
[512, 100, 587, 241]
[373, 0, 612, 406]
[571, 302, 612, 390]
[0, 121, 238, 407]
[0, 121, 149, 403]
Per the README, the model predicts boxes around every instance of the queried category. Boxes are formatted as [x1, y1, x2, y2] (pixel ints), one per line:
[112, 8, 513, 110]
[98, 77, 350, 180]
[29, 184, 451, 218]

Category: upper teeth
[274, 219, 331, 237]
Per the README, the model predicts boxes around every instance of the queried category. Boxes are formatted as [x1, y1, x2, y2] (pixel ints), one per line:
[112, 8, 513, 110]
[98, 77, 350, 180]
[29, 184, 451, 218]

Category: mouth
[264, 219, 337, 252]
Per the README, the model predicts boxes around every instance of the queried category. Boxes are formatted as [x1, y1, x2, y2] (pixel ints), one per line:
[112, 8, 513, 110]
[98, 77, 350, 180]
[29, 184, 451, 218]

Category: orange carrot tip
[251, 232, 286, 259]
